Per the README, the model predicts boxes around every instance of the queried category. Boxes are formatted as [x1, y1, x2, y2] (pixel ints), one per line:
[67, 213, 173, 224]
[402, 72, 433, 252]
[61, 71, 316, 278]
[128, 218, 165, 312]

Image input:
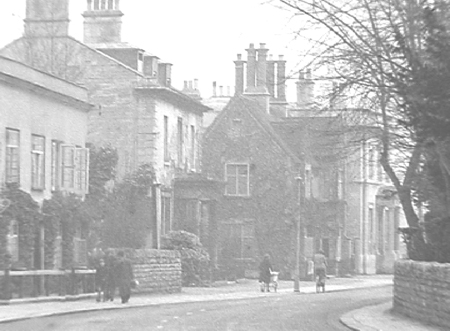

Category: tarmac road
[1, 286, 392, 331]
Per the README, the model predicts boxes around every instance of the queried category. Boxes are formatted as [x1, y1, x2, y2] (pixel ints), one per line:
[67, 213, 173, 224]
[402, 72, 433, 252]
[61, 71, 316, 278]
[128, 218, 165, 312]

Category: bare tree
[270, 0, 434, 235]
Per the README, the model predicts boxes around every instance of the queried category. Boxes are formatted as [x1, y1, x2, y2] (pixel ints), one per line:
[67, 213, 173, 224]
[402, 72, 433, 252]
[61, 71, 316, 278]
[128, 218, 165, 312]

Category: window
[73, 224, 87, 267]
[177, 117, 183, 166]
[190, 125, 195, 170]
[6, 129, 20, 184]
[368, 145, 375, 180]
[51, 141, 62, 191]
[164, 116, 169, 162]
[7, 220, 19, 262]
[225, 164, 249, 196]
[368, 206, 375, 254]
[31, 135, 45, 190]
[161, 194, 171, 236]
[61, 145, 89, 193]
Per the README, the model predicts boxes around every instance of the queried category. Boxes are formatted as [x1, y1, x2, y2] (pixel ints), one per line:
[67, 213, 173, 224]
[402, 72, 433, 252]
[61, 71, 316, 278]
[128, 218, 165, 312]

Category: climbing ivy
[1, 184, 41, 270]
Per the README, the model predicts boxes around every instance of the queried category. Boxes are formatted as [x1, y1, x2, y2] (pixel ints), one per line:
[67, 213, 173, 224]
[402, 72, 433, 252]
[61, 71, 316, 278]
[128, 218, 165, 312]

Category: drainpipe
[361, 140, 367, 274]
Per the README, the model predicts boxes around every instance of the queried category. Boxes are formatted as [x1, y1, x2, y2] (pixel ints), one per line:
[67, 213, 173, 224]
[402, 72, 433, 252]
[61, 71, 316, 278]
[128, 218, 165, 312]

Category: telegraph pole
[294, 176, 302, 292]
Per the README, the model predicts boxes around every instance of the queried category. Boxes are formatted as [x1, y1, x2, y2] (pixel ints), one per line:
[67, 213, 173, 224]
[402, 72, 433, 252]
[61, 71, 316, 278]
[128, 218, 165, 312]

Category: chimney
[276, 55, 286, 102]
[24, 0, 70, 37]
[296, 69, 315, 108]
[234, 54, 245, 95]
[227, 86, 231, 97]
[219, 86, 224, 96]
[330, 82, 346, 109]
[213, 81, 217, 97]
[245, 43, 257, 93]
[256, 43, 269, 93]
[267, 54, 275, 98]
[82, 0, 124, 44]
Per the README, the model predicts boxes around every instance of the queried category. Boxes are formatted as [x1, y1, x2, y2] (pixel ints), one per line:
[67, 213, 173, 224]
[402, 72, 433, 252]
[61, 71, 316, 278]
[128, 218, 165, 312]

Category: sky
[0, 0, 308, 101]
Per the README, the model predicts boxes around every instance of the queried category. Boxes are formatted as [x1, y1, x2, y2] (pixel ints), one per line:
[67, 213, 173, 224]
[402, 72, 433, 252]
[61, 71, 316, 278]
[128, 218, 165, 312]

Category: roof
[205, 95, 302, 164]
[134, 83, 212, 113]
[0, 55, 92, 110]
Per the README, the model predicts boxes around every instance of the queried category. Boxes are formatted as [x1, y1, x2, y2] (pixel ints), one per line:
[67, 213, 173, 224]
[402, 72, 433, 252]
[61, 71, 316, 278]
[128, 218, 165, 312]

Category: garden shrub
[161, 230, 210, 286]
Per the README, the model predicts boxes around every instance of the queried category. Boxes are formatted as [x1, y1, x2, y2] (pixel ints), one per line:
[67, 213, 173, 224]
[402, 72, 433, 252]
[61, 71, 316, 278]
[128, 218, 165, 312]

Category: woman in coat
[115, 250, 134, 303]
[258, 254, 272, 292]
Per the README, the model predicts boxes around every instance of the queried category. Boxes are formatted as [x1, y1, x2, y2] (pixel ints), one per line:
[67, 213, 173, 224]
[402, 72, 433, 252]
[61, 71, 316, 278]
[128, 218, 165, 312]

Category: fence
[0, 268, 96, 302]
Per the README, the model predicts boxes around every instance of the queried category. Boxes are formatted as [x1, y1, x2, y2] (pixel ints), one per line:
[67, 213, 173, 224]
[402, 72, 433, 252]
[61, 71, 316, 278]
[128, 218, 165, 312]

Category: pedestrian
[313, 249, 327, 292]
[95, 258, 107, 302]
[115, 250, 134, 304]
[104, 249, 117, 301]
[258, 254, 272, 292]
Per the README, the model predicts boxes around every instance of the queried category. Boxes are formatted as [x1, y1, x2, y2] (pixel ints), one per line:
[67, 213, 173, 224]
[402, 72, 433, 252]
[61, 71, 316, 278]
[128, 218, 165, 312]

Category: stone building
[201, 43, 406, 278]
[0, 55, 91, 269]
[0, 0, 210, 249]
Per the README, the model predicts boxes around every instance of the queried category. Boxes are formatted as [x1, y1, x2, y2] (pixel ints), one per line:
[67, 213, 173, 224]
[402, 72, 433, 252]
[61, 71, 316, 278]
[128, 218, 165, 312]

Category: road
[2, 286, 391, 331]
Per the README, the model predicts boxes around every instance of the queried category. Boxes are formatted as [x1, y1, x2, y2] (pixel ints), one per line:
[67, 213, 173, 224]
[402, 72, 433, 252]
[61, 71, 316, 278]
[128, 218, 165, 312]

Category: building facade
[0, 0, 210, 249]
[0, 55, 91, 269]
[201, 43, 406, 278]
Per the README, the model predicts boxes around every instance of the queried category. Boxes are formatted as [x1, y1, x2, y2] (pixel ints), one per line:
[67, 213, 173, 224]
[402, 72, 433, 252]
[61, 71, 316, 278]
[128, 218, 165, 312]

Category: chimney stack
[234, 54, 245, 95]
[256, 43, 269, 93]
[296, 69, 315, 109]
[276, 55, 286, 102]
[330, 82, 346, 109]
[267, 54, 275, 98]
[245, 43, 257, 93]
[213, 81, 217, 97]
[83, 0, 124, 44]
[25, 0, 70, 37]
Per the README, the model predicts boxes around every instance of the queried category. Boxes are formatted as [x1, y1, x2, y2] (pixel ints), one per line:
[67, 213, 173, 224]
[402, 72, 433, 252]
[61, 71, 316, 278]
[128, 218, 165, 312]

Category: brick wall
[394, 259, 450, 329]
[131, 249, 182, 294]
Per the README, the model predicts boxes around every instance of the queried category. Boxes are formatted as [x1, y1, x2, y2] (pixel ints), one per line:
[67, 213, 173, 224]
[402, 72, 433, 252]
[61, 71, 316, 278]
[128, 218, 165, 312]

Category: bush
[161, 231, 210, 286]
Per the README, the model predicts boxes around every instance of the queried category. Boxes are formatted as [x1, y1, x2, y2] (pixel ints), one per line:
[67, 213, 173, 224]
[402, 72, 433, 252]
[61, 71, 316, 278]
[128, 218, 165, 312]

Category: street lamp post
[294, 176, 302, 292]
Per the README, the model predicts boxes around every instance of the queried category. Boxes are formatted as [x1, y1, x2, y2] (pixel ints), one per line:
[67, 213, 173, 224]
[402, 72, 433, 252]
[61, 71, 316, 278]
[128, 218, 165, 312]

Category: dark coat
[259, 258, 272, 284]
[115, 257, 134, 288]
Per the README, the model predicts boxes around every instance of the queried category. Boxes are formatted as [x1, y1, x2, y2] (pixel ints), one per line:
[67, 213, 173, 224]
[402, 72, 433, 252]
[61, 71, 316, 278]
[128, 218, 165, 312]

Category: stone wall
[130, 249, 182, 294]
[394, 259, 450, 329]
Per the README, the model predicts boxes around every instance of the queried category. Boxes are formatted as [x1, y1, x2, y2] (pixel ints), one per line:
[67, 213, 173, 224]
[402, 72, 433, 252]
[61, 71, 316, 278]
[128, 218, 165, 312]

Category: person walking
[258, 254, 272, 292]
[95, 258, 107, 302]
[313, 250, 327, 292]
[115, 250, 134, 304]
[104, 249, 117, 301]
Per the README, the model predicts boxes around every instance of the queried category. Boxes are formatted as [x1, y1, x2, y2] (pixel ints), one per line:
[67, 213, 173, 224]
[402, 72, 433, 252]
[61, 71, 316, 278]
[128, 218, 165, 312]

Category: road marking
[187, 312, 193, 315]
[173, 316, 179, 319]
[162, 320, 168, 323]
[156, 326, 163, 329]
[200, 309, 206, 312]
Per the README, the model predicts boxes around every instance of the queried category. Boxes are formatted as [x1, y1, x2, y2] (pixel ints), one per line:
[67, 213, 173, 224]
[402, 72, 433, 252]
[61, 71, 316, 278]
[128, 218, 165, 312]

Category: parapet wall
[394, 259, 450, 329]
[131, 249, 181, 294]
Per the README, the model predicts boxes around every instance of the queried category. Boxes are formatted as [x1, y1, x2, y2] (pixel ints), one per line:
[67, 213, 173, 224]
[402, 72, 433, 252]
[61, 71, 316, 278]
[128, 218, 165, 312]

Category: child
[95, 258, 107, 302]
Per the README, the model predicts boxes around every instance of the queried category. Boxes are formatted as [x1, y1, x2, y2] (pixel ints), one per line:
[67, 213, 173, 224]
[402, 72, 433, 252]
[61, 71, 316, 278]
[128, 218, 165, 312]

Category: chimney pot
[249, 43, 255, 49]
[213, 81, 217, 97]
[260, 43, 266, 49]
[237, 54, 242, 60]
[194, 79, 198, 90]
[279, 55, 284, 61]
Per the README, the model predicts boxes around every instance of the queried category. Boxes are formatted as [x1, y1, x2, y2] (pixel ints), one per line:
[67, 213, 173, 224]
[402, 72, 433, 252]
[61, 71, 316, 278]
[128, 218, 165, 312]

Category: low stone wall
[394, 259, 450, 329]
[130, 249, 181, 294]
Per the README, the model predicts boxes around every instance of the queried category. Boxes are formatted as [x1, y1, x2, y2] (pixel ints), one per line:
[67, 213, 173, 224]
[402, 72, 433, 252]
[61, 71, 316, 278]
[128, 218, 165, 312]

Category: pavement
[0, 274, 444, 330]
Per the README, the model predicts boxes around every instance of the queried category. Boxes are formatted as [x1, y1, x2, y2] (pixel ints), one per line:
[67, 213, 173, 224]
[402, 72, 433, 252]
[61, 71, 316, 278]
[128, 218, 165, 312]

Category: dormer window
[138, 52, 144, 72]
